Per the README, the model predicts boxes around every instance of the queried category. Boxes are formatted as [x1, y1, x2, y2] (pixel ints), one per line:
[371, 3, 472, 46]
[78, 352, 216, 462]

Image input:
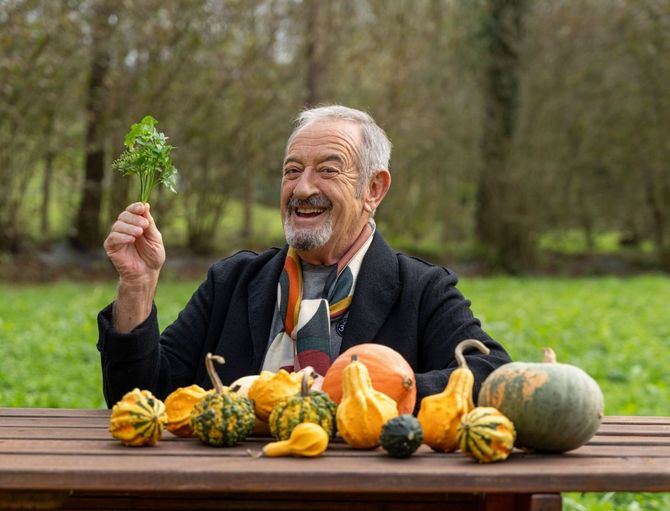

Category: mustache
[287, 195, 332, 210]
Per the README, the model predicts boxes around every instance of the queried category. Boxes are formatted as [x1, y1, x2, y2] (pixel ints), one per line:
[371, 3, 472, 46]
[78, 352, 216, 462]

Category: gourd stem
[301, 366, 314, 397]
[455, 339, 490, 370]
[205, 353, 226, 394]
[542, 348, 557, 364]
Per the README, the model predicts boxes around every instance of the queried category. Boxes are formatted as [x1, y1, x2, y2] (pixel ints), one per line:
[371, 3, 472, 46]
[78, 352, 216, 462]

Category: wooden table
[0, 409, 668, 511]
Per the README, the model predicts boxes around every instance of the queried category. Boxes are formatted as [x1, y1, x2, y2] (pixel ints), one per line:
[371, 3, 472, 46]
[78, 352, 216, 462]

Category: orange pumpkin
[322, 343, 416, 414]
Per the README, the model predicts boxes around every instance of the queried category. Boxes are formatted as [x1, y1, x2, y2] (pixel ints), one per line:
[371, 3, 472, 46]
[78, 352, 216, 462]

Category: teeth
[296, 208, 324, 214]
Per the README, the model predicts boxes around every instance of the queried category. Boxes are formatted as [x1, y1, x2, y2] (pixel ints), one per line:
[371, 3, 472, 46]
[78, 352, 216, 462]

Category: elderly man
[97, 105, 510, 408]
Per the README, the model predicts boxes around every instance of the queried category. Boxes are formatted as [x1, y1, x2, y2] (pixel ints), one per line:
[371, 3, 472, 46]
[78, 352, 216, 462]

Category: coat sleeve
[96, 265, 216, 407]
[413, 266, 511, 407]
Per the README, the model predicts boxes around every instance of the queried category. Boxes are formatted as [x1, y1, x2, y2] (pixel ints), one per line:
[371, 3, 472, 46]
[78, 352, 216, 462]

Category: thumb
[142, 203, 161, 239]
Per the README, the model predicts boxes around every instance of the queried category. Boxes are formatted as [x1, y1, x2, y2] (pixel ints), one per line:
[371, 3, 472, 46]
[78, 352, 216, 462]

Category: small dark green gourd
[269, 368, 338, 441]
[380, 414, 424, 458]
[190, 353, 255, 447]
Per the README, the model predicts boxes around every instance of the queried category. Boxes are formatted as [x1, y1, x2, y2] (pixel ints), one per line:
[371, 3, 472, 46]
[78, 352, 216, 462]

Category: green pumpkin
[380, 414, 424, 458]
[269, 369, 337, 441]
[190, 354, 256, 447]
[478, 348, 604, 452]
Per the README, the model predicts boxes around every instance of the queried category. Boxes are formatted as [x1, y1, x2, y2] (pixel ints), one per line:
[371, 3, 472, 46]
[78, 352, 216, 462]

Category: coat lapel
[247, 245, 288, 372]
[340, 232, 400, 352]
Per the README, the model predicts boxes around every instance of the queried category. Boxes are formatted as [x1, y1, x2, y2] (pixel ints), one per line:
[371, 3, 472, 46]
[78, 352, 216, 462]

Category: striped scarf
[263, 224, 374, 376]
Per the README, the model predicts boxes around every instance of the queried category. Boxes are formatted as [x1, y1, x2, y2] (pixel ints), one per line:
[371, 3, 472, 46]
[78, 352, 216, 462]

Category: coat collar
[247, 232, 401, 370]
[340, 231, 400, 352]
[247, 245, 288, 372]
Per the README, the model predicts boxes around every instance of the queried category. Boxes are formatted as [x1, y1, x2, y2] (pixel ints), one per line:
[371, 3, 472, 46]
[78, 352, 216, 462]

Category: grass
[538, 229, 655, 255]
[0, 275, 668, 509]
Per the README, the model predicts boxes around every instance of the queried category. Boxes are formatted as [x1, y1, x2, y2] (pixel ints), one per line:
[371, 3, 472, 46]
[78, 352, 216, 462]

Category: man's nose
[292, 167, 319, 198]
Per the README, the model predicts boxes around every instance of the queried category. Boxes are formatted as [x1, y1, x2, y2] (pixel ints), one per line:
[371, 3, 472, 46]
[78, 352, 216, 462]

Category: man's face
[281, 120, 368, 262]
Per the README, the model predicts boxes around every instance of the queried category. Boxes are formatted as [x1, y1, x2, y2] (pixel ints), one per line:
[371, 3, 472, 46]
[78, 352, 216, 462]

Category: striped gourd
[457, 407, 516, 463]
[269, 369, 337, 441]
[109, 388, 167, 446]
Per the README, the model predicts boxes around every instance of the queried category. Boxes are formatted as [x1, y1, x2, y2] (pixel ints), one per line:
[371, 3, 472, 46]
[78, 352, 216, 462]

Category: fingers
[117, 209, 150, 230]
[111, 202, 162, 246]
[126, 202, 146, 215]
[104, 204, 150, 251]
[103, 231, 136, 253]
[112, 219, 144, 238]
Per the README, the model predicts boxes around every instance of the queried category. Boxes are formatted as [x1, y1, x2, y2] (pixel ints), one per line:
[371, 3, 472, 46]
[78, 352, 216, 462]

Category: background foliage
[1, 0, 669, 271]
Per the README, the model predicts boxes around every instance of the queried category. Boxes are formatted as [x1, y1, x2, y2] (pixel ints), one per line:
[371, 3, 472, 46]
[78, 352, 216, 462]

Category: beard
[283, 195, 333, 251]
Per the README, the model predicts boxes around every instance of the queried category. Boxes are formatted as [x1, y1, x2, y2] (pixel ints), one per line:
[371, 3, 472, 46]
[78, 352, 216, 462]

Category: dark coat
[97, 232, 511, 408]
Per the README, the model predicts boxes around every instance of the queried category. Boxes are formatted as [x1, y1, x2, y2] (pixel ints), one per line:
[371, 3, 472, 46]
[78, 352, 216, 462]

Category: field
[0, 275, 668, 510]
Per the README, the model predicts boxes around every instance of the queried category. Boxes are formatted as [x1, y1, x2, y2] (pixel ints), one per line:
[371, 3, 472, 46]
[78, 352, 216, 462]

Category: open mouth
[294, 207, 327, 218]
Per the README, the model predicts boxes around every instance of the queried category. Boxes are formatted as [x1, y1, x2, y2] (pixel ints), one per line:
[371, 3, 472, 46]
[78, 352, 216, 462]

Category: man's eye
[283, 168, 300, 176]
[319, 167, 338, 175]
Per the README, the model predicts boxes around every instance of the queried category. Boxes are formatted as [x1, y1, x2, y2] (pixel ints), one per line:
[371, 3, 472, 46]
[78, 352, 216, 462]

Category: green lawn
[0, 275, 668, 510]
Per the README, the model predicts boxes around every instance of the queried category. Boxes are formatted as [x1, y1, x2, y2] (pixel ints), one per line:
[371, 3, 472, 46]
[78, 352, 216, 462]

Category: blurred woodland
[1, 0, 670, 274]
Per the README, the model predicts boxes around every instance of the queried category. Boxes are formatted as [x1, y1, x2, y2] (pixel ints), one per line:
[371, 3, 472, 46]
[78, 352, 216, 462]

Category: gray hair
[286, 105, 392, 191]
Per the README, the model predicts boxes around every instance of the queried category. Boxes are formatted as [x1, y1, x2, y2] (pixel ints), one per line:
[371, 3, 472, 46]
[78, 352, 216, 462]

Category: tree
[474, 0, 533, 271]
[71, 1, 116, 250]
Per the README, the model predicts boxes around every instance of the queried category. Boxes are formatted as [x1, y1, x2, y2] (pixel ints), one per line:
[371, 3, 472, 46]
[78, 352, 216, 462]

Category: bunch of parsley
[112, 115, 178, 204]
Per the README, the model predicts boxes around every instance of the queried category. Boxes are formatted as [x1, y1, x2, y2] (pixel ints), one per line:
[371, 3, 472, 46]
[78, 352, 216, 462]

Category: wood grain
[0, 409, 668, 504]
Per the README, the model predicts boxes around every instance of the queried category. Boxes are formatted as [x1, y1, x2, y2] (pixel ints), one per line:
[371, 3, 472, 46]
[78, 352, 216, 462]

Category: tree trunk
[41, 109, 56, 236]
[71, 2, 113, 250]
[304, 0, 324, 106]
[475, 0, 532, 272]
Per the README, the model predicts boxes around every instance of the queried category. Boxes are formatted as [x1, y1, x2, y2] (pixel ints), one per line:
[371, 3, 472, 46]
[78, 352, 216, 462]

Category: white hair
[286, 105, 392, 192]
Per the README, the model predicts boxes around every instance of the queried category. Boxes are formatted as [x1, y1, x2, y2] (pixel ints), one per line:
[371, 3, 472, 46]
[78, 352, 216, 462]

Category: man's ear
[363, 169, 391, 214]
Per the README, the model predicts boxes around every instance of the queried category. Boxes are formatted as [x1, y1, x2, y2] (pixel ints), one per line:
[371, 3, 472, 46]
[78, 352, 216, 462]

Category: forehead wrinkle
[287, 138, 359, 169]
[287, 123, 362, 167]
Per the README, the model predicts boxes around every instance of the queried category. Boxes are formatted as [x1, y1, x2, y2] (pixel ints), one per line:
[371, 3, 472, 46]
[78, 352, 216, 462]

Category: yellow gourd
[109, 388, 167, 446]
[248, 369, 311, 422]
[336, 355, 398, 449]
[164, 384, 208, 437]
[417, 339, 490, 452]
[262, 422, 329, 457]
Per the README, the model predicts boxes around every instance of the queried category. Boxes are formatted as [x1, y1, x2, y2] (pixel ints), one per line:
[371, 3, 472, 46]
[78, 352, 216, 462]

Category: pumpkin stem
[205, 353, 226, 394]
[542, 348, 557, 364]
[454, 339, 490, 370]
[351, 354, 358, 362]
[300, 366, 314, 396]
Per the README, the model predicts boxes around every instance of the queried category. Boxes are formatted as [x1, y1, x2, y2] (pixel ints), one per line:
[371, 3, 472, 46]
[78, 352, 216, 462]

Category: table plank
[2, 438, 669, 458]
[603, 416, 670, 425]
[0, 450, 669, 493]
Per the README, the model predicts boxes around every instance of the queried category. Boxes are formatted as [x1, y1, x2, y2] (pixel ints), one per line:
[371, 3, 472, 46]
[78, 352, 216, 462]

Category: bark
[304, 0, 324, 106]
[475, 0, 533, 272]
[40, 109, 56, 236]
[71, 2, 113, 250]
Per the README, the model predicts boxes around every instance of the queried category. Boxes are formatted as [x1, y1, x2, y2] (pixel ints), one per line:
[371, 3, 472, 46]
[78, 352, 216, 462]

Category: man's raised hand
[104, 202, 165, 285]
